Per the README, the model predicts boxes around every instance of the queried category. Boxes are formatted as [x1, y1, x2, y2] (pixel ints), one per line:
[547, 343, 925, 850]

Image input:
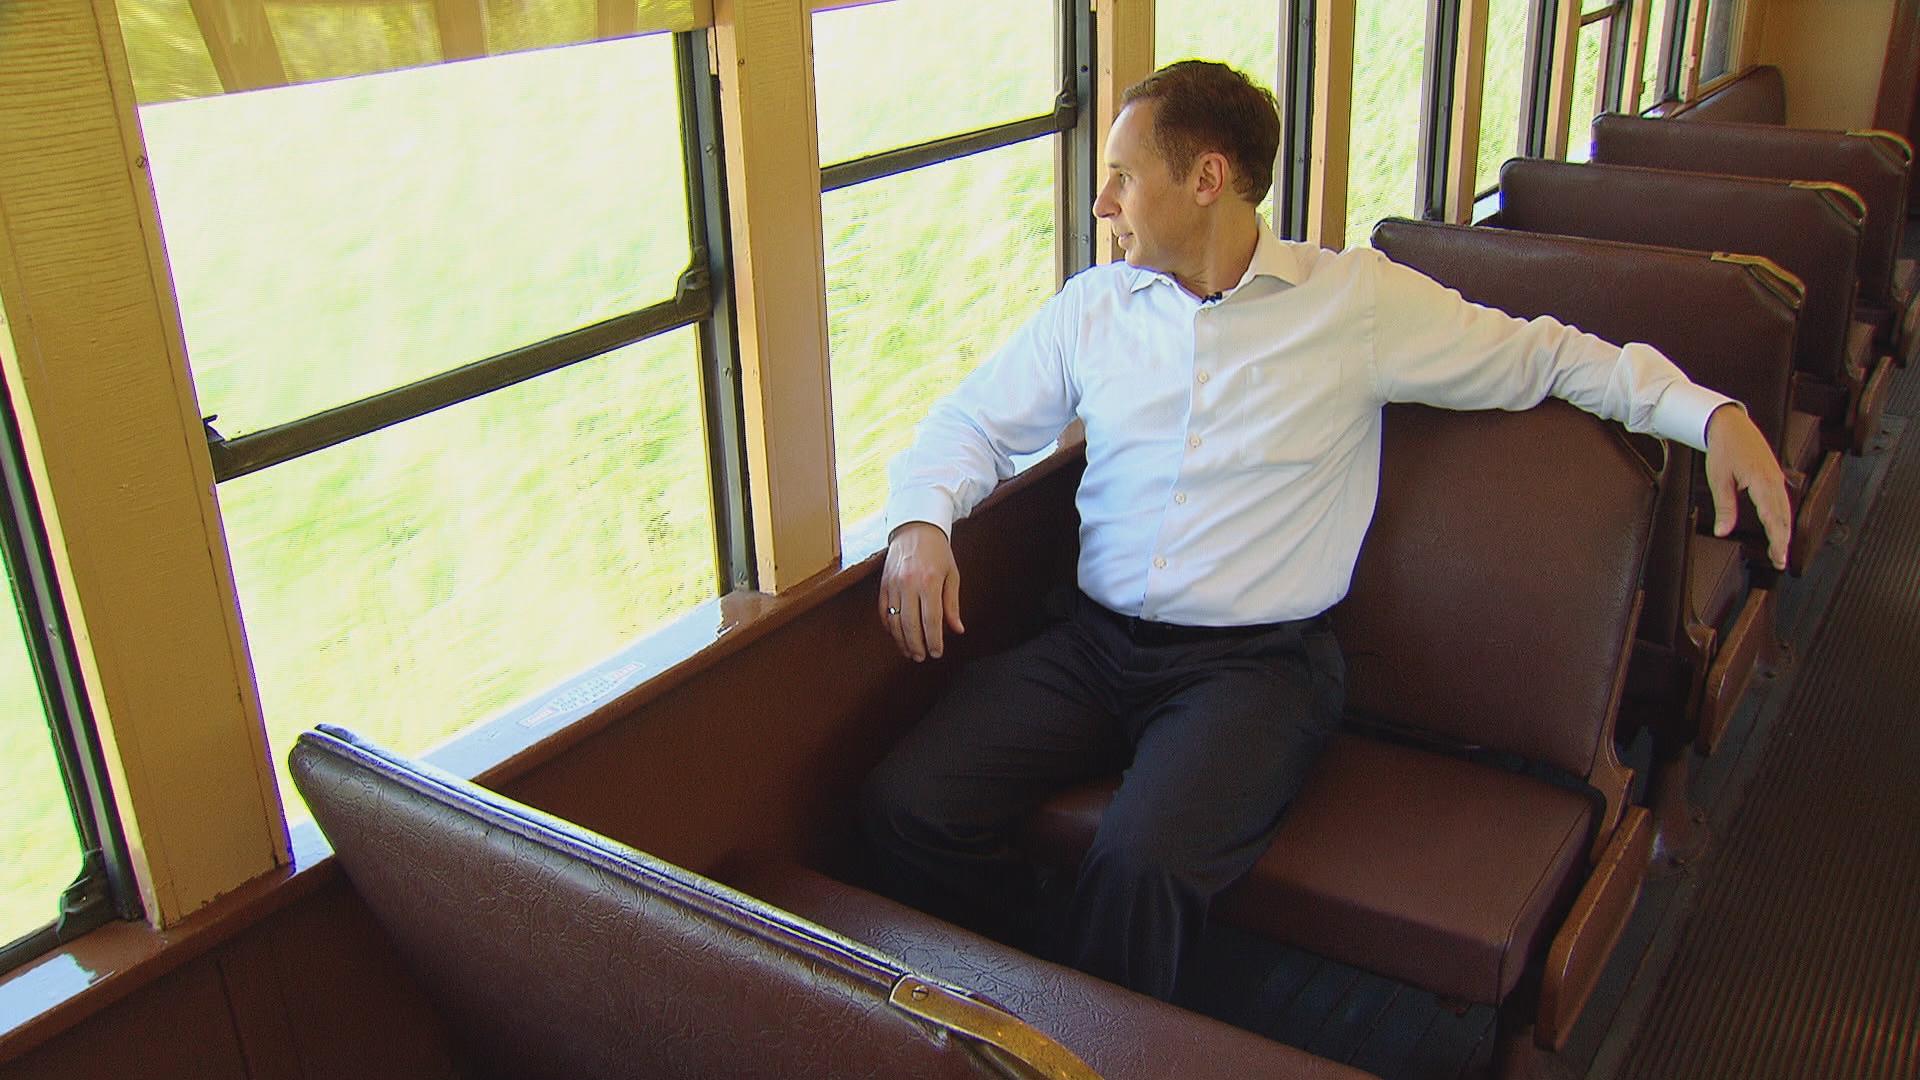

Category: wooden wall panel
[1, 959, 246, 1080]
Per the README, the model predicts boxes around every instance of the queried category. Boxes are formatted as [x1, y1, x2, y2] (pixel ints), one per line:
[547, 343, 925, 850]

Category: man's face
[1093, 102, 1201, 275]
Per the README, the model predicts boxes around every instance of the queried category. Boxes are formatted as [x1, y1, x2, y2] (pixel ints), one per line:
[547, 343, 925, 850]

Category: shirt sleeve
[883, 281, 1082, 538]
[1363, 249, 1733, 451]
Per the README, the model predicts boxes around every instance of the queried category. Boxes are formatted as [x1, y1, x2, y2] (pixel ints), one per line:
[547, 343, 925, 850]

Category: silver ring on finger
[886, 605, 901, 616]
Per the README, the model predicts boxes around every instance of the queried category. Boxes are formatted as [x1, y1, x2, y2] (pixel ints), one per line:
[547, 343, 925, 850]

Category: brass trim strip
[1847, 128, 1916, 166]
[889, 977, 1103, 1080]
[1712, 252, 1806, 308]
[1788, 179, 1869, 224]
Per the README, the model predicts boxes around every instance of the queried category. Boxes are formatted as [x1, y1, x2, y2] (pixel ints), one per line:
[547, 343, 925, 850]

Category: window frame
[0, 364, 141, 977]
[1417, 0, 1467, 222]
[196, 30, 756, 596]
[1277, 0, 1318, 241]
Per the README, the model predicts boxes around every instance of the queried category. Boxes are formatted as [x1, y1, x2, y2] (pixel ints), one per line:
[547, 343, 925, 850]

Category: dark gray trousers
[860, 589, 1345, 1000]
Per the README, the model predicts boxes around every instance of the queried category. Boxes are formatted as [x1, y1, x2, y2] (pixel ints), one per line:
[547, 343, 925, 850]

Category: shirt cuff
[1650, 377, 1737, 452]
[884, 490, 958, 540]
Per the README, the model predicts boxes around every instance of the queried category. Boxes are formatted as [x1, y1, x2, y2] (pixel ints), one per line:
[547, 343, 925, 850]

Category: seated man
[861, 61, 1791, 1002]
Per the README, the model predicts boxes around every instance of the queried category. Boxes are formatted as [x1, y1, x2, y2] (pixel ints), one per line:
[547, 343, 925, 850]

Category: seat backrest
[1666, 64, 1787, 124]
[1368, 219, 1799, 651]
[1497, 157, 1861, 386]
[1591, 113, 1911, 305]
[290, 726, 1090, 1080]
[1329, 401, 1655, 813]
[1369, 219, 1799, 452]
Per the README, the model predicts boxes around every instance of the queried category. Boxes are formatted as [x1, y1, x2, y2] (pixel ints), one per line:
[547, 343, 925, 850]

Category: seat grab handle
[890, 976, 1104, 1080]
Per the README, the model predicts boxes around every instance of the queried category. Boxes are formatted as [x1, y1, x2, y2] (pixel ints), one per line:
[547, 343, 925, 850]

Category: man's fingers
[1757, 484, 1794, 571]
[943, 570, 965, 636]
[882, 595, 912, 658]
[918, 592, 944, 660]
[1710, 473, 1739, 538]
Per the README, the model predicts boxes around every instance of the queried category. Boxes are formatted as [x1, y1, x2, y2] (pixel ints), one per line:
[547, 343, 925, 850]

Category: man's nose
[1093, 183, 1116, 219]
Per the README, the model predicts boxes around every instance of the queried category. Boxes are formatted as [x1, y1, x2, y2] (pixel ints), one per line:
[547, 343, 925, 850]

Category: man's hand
[880, 522, 965, 661]
[1705, 403, 1794, 571]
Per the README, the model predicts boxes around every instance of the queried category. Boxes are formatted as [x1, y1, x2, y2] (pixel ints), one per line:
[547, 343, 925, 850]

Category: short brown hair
[1121, 61, 1280, 203]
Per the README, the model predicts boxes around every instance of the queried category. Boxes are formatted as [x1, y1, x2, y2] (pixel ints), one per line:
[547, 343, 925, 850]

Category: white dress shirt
[885, 227, 1731, 626]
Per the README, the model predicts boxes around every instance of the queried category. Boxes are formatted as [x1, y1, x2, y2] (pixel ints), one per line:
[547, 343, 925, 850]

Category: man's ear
[1192, 150, 1230, 207]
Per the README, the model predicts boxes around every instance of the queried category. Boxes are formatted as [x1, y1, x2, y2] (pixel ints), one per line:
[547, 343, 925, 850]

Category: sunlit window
[1567, 9, 1618, 162]
[1346, 1, 1429, 247]
[136, 33, 720, 826]
[1640, 0, 1680, 109]
[0, 558, 82, 953]
[1476, 0, 1537, 196]
[1699, 0, 1738, 85]
[814, 0, 1061, 548]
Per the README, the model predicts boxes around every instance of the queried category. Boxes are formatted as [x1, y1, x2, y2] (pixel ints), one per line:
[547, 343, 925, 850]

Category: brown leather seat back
[1665, 65, 1787, 124]
[1368, 219, 1798, 651]
[289, 727, 1054, 1080]
[1369, 219, 1798, 451]
[1591, 113, 1909, 305]
[1497, 157, 1861, 386]
[1331, 401, 1656, 780]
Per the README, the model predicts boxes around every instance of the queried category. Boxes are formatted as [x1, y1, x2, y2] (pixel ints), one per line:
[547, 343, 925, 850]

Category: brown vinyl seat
[1367, 219, 1799, 860]
[1025, 401, 1659, 1072]
[290, 726, 1370, 1080]
[1363, 217, 1826, 571]
[1663, 64, 1787, 125]
[1591, 113, 1918, 366]
[1497, 157, 1892, 461]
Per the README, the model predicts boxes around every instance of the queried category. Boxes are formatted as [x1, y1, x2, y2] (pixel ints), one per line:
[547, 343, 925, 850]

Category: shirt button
[1188, 435, 1202, 449]
[1153, 556, 1168, 570]
[1174, 492, 1188, 505]
[1196, 371, 1210, 384]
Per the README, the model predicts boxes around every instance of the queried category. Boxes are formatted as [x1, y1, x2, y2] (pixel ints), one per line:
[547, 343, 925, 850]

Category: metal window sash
[1418, 0, 1466, 221]
[206, 33, 727, 485]
[1519, 0, 1559, 157]
[1278, 0, 1317, 241]
[680, 31, 756, 594]
[0, 367, 140, 976]
[1059, 0, 1097, 282]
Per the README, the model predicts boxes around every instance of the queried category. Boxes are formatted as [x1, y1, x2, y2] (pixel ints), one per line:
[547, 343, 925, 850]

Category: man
[863, 61, 1791, 1002]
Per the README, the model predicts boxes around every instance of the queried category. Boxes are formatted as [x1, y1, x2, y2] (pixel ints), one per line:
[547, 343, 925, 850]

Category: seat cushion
[1688, 534, 1748, 632]
[729, 862, 1377, 1080]
[1025, 734, 1596, 1006]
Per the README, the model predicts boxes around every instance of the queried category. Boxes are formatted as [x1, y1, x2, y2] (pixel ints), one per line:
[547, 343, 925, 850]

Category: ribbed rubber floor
[1615, 382, 1920, 1079]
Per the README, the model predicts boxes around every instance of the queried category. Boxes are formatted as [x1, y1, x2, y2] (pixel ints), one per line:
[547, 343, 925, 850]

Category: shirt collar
[1125, 223, 1306, 296]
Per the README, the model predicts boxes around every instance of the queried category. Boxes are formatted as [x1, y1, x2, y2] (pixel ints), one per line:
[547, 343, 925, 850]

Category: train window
[814, 0, 1069, 547]
[813, 0, 1054, 165]
[139, 38, 690, 440]
[0, 357, 133, 974]
[822, 145, 1058, 534]
[1642, 0, 1685, 108]
[1475, 0, 1540, 198]
[1699, 0, 1738, 84]
[1156, 0, 1283, 225]
[0, 585, 77, 954]
[1345, 2, 1430, 246]
[1566, 4, 1623, 162]
[222, 328, 713, 830]
[122, 16, 739, 826]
